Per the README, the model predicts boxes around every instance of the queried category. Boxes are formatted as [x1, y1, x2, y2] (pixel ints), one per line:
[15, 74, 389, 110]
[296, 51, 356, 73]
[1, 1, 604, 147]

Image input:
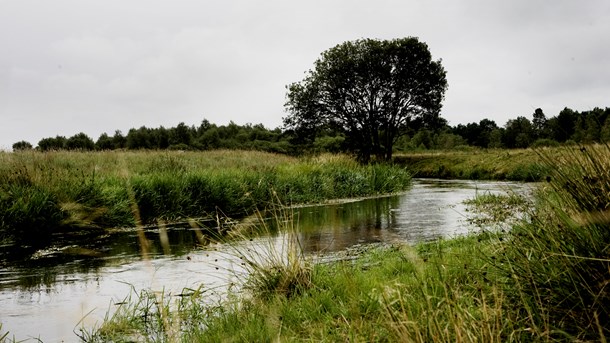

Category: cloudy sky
[1, 1, 609, 149]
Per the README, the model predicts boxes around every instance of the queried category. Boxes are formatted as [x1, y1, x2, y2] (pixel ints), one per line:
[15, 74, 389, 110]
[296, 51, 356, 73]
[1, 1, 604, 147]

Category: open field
[394, 148, 552, 181]
[82, 145, 610, 342]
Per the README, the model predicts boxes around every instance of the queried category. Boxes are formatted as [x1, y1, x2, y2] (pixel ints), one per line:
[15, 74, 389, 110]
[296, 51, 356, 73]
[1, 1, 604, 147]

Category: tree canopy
[284, 37, 448, 162]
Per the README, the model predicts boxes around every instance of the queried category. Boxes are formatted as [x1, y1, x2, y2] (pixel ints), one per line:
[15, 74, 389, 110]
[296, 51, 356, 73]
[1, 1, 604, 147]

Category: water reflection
[0, 179, 533, 341]
[295, 178, 530, 253]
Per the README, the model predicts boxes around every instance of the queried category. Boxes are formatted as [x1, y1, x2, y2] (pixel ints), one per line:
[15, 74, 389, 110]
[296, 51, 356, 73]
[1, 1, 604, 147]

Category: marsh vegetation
[80, 145, 610, 342]
[0, 150, 410, 253]
[2, 145, 610, 341]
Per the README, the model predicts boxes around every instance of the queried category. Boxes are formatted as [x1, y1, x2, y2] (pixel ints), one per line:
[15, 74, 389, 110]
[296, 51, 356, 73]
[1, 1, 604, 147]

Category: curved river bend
[0, 179, 533, 342]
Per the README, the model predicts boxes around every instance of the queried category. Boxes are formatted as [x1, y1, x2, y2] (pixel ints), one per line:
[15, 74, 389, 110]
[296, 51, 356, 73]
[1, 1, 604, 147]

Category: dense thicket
[12, 106, 610, 153]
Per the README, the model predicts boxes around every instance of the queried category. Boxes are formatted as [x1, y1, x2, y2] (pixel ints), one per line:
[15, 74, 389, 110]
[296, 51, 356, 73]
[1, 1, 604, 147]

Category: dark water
[0, 179, 532, 342]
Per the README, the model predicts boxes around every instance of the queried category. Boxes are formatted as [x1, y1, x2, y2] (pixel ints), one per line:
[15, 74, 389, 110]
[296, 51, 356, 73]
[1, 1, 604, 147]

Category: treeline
[11, 106, 610, 153]
[400, 107, 610, 151]
[13, 120, 293, 153]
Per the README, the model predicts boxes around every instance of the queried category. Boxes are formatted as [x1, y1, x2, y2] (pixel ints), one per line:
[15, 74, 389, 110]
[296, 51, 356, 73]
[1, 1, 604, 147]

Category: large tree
[284, 37, 447, 162]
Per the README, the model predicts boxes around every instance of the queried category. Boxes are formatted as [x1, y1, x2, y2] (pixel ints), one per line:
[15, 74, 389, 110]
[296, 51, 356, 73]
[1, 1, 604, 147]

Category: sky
[1, 1, 609, 150]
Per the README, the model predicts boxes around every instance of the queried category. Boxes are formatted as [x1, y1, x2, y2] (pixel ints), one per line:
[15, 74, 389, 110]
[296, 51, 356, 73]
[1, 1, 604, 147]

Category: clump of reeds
[78, 285, 208, 342]
[214, 202, 314, 301]
[494, 144, 610, 341]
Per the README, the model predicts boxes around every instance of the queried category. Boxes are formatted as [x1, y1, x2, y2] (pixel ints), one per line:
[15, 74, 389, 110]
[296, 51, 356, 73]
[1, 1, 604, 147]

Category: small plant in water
[463, 191, 530, 227]
[217, 203, 313, 300]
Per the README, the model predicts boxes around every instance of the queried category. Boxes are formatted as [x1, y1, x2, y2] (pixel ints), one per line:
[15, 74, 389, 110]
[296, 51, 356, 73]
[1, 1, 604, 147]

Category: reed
[492, 144, 610, 341]
[0, 150, 411, 250]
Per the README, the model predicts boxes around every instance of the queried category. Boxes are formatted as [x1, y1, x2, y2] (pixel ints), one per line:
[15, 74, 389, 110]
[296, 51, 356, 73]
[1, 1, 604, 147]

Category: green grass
[84, 144, 610, 342]
[463, 191, 531, 226]
[84, 233, 514, 342]
[394, 148, 551, 181]
[0, 150, 411, 250]
[9, 145, 610, 341]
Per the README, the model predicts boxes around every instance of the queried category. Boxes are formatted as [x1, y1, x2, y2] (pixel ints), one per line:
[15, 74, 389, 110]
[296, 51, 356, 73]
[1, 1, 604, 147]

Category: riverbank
[85, 145, 610, 342]
[0, 150, 410, 252]
[394, 148, 550, 181]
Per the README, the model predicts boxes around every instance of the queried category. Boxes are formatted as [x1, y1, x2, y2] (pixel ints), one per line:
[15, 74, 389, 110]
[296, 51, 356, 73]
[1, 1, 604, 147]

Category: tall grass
[395, 148, 551, 181]
[492, 144, 610, 341]
[82, 202, 314, 342]
[0, 150, 411, 249]
[83, 144, 610, 341]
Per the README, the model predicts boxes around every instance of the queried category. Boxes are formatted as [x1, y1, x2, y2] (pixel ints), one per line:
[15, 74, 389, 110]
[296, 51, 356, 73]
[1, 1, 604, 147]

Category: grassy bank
[394, 148, 551, 181]
[0, 150, 411, 250]
[83, 145, 610, 342]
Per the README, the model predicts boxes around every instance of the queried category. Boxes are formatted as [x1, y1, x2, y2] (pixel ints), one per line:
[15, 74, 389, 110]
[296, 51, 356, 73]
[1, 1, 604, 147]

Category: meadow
[395, 147, 552, 181]
[0, 150, 411, 250]
[82, 145, 610, 342]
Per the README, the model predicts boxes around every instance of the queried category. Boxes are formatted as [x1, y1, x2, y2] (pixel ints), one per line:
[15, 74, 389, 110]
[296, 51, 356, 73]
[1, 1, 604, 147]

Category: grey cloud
[1, 0, 609, 148]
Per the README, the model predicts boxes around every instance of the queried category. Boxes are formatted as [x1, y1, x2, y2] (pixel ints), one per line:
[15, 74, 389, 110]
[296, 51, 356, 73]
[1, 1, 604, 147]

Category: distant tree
[198, 127, 221, 150]
[112, 130, 126, 149]
[574, 107, 608, 143]
[196, 119, 213, 137]
[66, 132, 95, 150]
[153, 126, 170, 149]
[488, 128, 504, 148]
[548, 107, 577, 142]
[284, 37, 448, 162]
[95, 133, 115, 150]
[312, 134, 345, 153]
[532, 108, 549, 139]
[476, 119, 499, 148]
[169, 122, 192, 147]
[126, 126, 152, 149]
[411, 129, 433, 149]
[601, 117, 610, 142]
[452, 119, 498, 148]
[435, 131, 467, 150]
[37, 136, 67, 151]
[504, 116, 533, 148]
[12, 140, 33, 151]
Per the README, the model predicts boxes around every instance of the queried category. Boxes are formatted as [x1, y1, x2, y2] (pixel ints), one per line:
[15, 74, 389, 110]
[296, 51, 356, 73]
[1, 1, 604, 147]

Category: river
[0, 179, 533, 342]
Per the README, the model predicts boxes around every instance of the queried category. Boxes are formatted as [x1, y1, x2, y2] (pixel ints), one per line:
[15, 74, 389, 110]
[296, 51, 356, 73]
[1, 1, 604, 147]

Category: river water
[0, 179, 533, 342]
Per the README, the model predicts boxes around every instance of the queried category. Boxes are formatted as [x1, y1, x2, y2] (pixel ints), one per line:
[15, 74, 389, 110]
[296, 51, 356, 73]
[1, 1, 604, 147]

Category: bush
[530, 138, 560, 148]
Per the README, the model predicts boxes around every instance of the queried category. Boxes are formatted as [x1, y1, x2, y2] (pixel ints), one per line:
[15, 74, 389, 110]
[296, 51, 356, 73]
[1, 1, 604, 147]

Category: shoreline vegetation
[80, 144, 610, 342]
[394, 148, 550, 181]
[0, 150, 411, 252]
[2, 145, 610, 341]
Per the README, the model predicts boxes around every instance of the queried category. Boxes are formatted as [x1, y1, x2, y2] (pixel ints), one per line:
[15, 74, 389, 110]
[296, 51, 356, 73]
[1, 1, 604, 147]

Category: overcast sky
[1, 1, 609, 149]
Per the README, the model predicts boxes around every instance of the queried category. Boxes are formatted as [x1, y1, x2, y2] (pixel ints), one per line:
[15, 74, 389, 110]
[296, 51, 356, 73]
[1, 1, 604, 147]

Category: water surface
[0, 179, 532, 341]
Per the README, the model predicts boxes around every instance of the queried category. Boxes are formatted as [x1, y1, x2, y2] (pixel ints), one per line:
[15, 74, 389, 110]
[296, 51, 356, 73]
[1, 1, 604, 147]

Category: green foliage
[0, 183, 64, 247]
[37, 135, 67, 151]
[530, 138, 560, 148]
[284, 37, 448, 162]
[66, 132, 95, 150]
[11, 140, 33, 151]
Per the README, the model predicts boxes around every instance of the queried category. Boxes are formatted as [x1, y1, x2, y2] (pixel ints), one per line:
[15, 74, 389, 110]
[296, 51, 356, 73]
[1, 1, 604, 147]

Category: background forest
[11, 106, 610, 154]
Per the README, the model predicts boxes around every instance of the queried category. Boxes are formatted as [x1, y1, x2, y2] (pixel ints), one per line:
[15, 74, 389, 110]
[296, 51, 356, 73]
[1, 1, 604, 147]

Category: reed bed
[0, 150, 410, 250]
